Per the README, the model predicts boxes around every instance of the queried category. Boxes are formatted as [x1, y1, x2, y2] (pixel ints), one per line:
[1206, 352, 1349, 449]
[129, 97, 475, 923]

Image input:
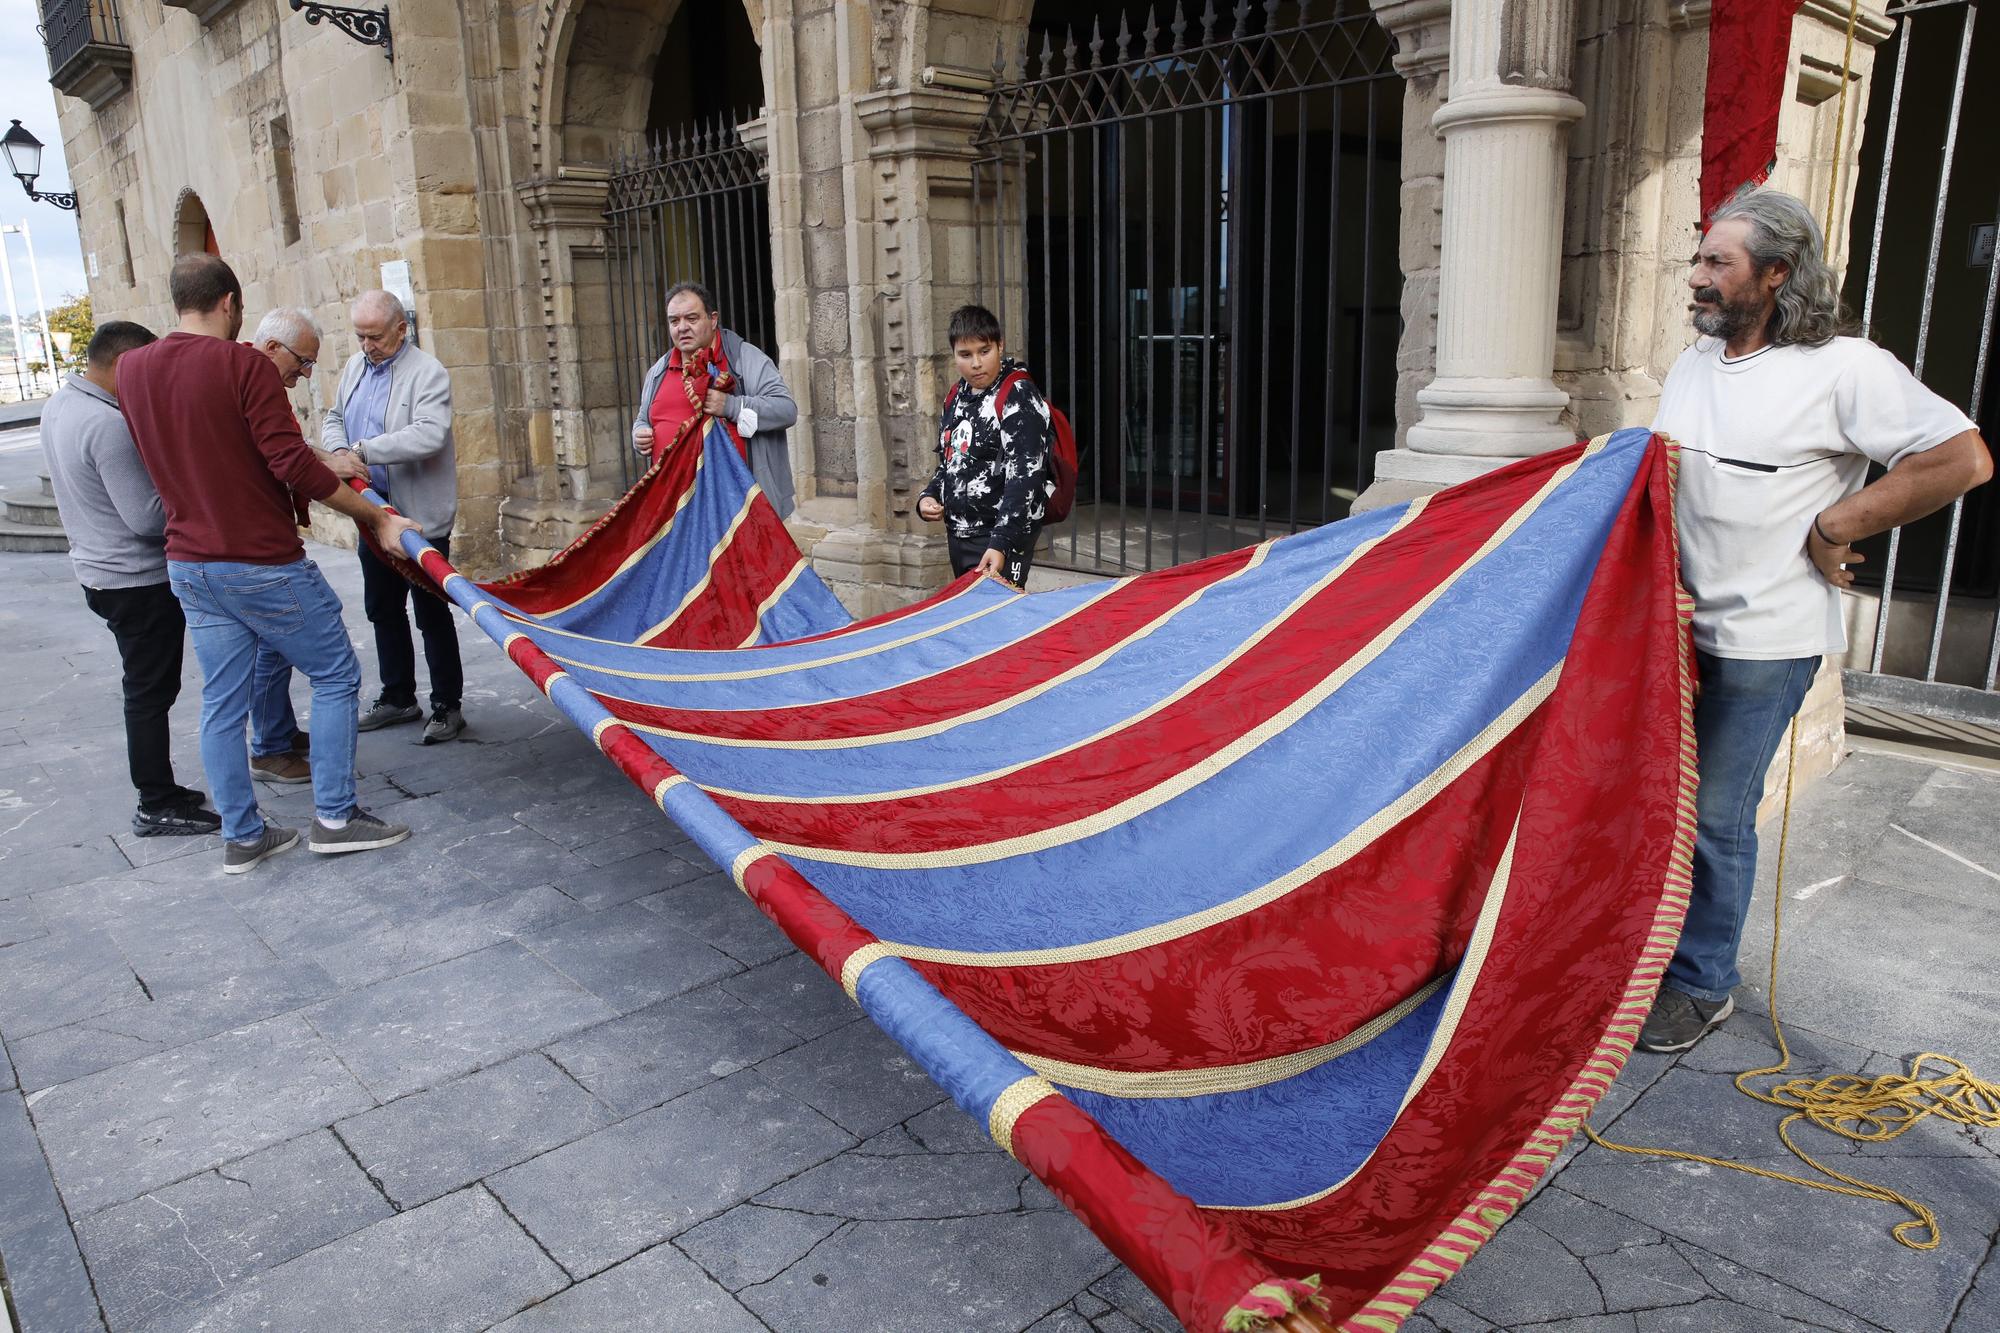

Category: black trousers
[947, 530, 1036, 588]
[81, 581, 189, 810]
[358, 534, 463, 711]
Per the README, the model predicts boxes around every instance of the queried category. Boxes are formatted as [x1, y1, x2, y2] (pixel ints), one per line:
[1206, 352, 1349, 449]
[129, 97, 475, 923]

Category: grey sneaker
[357, 699, 423, 732]
[1637, 989, 1735, 1054]
[309, 807, 412, 855]
[223, 822, 300, 875]
[421, 706, 466, 744]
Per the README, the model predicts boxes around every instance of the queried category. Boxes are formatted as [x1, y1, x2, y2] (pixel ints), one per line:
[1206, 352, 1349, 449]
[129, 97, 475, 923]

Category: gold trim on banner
[988, 1075, 1061, 1157]
[839, 943, 895, 999]
[737, 558, 813, 648]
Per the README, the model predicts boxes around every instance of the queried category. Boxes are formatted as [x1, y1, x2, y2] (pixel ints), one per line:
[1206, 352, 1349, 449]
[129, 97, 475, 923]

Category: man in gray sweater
[40, 322, 221, 836]
[322, 290, 465, 743]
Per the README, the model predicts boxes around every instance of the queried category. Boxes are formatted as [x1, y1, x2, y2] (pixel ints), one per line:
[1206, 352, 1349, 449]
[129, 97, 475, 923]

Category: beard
[1690, 286, 1767, 341]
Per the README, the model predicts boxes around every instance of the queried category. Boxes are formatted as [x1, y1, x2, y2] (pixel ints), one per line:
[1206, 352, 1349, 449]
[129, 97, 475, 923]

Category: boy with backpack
[917, 305, 1072, 586]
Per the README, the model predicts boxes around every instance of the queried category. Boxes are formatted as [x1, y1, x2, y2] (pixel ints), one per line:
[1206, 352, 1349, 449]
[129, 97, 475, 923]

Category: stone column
[1359, 0, 1583, 506]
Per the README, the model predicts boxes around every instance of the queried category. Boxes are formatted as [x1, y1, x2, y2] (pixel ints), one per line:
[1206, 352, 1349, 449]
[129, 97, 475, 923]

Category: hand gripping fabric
[371, 422, 1694, 1331]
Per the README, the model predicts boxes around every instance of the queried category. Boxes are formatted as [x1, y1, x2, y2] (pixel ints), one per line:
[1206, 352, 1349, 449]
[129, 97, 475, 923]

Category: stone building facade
[40, 0, 1895, 627]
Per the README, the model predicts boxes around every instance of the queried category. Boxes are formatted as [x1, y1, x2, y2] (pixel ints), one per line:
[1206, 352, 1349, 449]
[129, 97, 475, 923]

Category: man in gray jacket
[322, 290, 465, 743]
[40, 321, 221, 836]
[630, 281, 798, 517]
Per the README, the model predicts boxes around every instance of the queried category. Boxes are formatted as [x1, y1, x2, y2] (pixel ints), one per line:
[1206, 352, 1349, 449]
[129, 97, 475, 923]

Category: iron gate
[1840, 0, 2000, 722]
[605, 118, 776, 490]
[972, 0, 1402, 575]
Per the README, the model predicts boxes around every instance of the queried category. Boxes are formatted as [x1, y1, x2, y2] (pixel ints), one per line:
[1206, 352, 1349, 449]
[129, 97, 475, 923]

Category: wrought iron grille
[604, 117, 776, 491]
[973, 0, 1402, 575]
[1838, 0, 2000, 722]
[38, 0, 125, 78]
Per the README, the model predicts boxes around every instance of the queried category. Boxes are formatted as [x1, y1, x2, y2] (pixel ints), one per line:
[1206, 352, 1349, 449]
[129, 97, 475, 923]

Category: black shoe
[357, 699, 423, 732]
[1637, 989, 1735, 1054]
[133, 799, 223, 838]
[420, 706, 465, 744]
[309, 807, 412, 855]
[223, 822, 299, 874]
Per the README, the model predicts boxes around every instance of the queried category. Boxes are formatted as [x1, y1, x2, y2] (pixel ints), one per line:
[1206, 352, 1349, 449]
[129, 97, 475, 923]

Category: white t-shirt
[1652, 336, 1974, 660]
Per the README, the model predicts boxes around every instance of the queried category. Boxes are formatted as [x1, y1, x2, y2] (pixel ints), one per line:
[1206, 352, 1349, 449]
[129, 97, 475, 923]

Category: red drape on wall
[1700, 0, 1805, 226]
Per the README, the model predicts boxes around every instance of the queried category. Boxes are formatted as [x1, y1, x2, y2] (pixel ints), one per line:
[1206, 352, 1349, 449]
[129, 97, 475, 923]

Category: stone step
[3, 491, 64, 527]
[0, 518, 68, 553]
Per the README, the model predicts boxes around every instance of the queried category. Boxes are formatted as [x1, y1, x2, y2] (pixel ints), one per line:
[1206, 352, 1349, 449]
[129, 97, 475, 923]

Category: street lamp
[1, 122, 78, 212]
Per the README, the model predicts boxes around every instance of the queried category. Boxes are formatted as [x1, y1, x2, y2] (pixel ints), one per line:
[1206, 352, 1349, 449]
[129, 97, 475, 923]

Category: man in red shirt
[117, 254, 422, 874]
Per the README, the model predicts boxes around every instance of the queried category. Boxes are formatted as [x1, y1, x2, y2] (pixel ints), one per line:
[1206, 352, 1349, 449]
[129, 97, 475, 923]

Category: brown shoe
[250, 751, 312, 784]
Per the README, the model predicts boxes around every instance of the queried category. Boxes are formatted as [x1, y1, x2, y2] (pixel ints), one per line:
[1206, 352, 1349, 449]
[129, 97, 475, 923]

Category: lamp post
[0, 121, 79, 212]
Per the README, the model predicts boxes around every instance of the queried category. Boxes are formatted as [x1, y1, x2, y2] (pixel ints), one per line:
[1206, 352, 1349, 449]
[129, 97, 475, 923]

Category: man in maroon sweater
[118, 254, 422, 874]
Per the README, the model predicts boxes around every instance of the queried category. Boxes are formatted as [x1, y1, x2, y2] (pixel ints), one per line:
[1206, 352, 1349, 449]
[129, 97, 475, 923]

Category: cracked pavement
[1, 430, 1997, 1331]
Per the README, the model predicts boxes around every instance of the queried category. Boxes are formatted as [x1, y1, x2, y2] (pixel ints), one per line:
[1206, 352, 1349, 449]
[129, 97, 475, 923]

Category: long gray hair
[1707, 190, 1848, 347]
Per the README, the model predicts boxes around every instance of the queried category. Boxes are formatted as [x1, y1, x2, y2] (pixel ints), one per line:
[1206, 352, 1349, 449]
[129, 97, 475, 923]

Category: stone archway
[519, 0, 770, 508]
[173, 188, 218, 256]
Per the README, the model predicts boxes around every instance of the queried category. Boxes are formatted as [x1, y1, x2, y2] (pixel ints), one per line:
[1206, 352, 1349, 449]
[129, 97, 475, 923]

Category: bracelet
[1813, 513, 1838, 546]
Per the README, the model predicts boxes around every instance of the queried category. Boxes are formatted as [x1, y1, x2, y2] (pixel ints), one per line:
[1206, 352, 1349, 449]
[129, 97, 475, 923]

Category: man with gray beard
[1639, 189, 1992, 1052]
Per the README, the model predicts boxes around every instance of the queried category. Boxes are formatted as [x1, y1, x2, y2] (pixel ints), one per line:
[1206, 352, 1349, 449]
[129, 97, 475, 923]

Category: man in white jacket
[322, 290, 466, 743]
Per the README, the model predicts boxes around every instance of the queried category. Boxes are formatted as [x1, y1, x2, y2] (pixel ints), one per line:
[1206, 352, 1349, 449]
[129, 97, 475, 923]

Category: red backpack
[943, 372, 1080, 524]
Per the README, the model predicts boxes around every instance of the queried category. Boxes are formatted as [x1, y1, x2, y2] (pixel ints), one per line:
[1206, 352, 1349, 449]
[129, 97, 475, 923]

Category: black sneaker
[357, 699, 423, 732]
[420, 706, 466, 744]
[309, 807, 412, 855]
[133, 799, 223, 838]
[223, 822, 300, 874]
[1637, 988, 1735, 1054]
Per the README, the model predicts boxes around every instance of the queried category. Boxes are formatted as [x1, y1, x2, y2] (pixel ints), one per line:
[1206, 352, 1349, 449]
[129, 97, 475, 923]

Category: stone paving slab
[488, 1070, 855, 1277]
[2, 428, 1997, 1333]
[72, 1129, 394, 1330]
[333, 1053, 616, 1208]
[143, 1187, 568, 1333]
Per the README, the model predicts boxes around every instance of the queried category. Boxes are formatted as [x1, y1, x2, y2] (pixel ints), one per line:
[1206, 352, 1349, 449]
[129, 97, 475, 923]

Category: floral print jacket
[920, 357, 1054, 552]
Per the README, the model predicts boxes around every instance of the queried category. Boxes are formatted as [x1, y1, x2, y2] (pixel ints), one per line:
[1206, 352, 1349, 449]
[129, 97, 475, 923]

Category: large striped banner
[367, 421, 1693, 1331]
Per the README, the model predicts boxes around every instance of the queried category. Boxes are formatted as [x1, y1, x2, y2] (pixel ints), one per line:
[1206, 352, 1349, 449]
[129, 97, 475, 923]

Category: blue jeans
[250, 643, 301, 757]
[168, 559, 362, 842]
[1666, 650, 1820, 1002]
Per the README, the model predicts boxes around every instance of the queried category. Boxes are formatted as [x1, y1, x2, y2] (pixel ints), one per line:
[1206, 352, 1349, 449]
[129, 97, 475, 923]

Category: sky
[0, 0, 91, 319]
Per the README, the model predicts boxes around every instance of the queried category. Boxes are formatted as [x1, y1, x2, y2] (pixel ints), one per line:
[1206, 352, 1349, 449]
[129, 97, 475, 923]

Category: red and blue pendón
[363, 420, 1694, 1332]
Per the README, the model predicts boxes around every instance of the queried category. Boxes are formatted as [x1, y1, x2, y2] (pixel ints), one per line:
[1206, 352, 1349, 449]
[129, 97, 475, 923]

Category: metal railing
[972, 0, 1401, 575]
[603, 117, 775, 492]
[1841, 0, 2000, 722]
[38, 0, 125, 79]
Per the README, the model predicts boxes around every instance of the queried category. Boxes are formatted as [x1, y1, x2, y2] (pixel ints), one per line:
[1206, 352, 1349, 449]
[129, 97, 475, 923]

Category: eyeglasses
[274, 338, 316, 372]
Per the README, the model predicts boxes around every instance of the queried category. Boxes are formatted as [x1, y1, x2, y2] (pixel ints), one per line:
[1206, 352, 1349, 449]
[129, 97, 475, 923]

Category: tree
[45, 292, 92, 374]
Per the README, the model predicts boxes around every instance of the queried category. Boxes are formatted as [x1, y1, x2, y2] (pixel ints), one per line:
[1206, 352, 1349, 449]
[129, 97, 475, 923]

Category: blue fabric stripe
[749, 434, 1641, 952]
[853, 959, 1043, 1137]
[1057, 977, 1452, 1208]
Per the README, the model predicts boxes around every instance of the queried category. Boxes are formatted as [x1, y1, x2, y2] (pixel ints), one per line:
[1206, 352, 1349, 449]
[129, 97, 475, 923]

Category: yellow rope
[1822, 0, 1862, 241]
[1585, 721, 2000, 1249]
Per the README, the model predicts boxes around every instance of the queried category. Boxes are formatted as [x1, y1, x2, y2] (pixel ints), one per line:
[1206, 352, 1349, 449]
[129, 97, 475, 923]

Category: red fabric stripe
[1700, 0, 1804, 222]
[1207, 438, 1686, 1325]
[739, 854, 893, 989]
[1007, 1093, 1269, 1333]
[597, 545, 1259, 739]
[641, 491, 814, 650]
[908, 719, 1537, 1070]
[507, 636, 565, 691]
[712, 460, 1543, 852]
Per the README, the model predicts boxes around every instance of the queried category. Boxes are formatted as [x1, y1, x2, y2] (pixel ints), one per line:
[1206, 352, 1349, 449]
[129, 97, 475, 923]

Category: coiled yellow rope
[1585, 721, 2000, 1249]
